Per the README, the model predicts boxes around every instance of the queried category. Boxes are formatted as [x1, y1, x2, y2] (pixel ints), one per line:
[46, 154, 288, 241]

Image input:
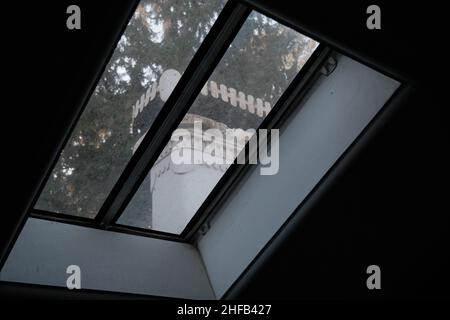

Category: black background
[1, 0, 448, 300]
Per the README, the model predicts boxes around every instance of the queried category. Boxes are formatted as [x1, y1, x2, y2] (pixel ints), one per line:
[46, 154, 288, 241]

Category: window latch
[320, 55, 337, 76]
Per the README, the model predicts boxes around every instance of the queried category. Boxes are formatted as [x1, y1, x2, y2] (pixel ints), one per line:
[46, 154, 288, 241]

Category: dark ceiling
[1, 0, 448, 299]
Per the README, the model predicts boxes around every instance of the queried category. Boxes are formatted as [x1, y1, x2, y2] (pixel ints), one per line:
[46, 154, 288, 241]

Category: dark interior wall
[2, 0, 448, 298]
[233, 1, 449, 299]
[0, 281, 154, 300]
[234, 88, 450, 299]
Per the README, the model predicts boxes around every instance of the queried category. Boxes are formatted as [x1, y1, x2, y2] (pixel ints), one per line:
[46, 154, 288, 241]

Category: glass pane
[35, 0, 227, 218]
[118, 11, 319, 234]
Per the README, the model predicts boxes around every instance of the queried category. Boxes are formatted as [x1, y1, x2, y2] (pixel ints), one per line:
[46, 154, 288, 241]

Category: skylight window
[117, 11, 319, 234]
[31, 0, 321, 241]
[34, 0, 227, 218]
